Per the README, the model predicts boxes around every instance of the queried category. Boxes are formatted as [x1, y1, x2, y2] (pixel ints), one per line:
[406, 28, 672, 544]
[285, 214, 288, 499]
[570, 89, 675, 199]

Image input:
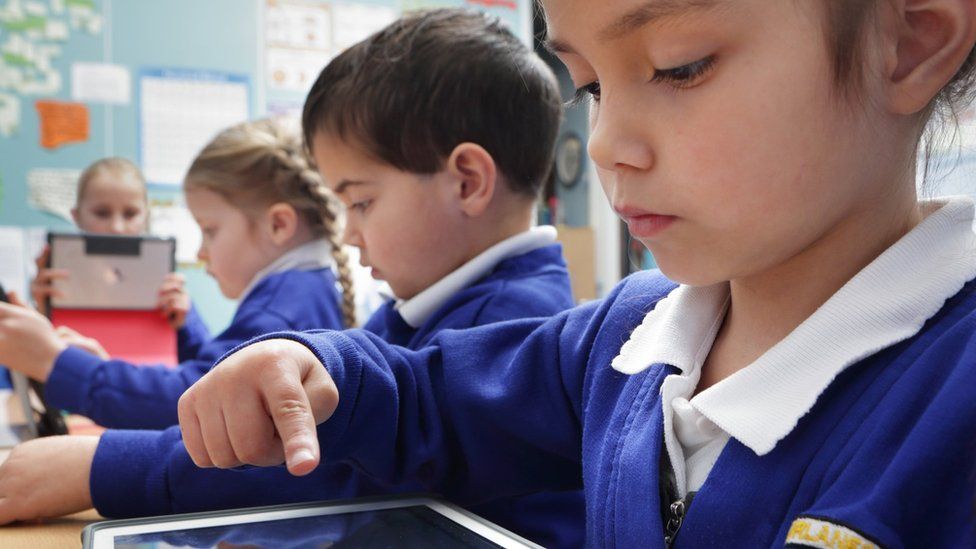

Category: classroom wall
[0, 0, 534, 332]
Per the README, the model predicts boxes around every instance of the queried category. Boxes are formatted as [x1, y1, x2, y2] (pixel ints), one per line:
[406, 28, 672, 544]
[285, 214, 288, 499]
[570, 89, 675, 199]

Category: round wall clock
[555, 132, 584, 188]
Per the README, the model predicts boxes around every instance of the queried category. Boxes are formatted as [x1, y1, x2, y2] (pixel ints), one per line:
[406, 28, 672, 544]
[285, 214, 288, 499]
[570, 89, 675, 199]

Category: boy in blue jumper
[153, 1, 976, 547]
[0, 118, 355, 430]
[0, 11, 583, 548]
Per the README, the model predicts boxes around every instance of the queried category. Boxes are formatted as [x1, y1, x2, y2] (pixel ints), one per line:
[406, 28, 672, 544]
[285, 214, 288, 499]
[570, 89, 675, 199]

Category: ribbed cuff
[91, 427, 183, 518]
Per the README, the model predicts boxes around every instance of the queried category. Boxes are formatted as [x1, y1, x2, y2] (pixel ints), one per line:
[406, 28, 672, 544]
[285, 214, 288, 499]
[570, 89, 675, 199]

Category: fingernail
[293, 448, 314, 465]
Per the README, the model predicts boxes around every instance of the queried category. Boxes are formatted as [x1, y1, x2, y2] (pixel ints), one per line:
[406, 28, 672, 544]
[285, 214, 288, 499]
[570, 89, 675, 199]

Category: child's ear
[266, 203, 299, 246]
[446, 143, 497, 217]
[884, 0, 976, 115]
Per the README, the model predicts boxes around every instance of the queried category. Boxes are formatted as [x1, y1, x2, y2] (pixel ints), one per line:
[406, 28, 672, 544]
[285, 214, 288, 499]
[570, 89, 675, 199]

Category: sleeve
[90, 301, 603, 519]
[45, 310, 295, 429]
[90, 425, 377, 519]
[259, 299, 606, 507]
[176, 304, 212, 363]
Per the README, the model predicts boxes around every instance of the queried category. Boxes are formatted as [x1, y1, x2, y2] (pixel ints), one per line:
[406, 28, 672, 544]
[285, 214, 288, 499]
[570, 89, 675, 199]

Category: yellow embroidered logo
[786, 517, 880, 549]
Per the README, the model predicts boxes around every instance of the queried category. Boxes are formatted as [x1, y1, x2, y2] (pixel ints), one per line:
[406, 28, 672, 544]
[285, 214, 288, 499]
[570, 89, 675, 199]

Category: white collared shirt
[610, 197, 976, 496]
[238, 238, 336, 303]
[395, 226, 558, 328]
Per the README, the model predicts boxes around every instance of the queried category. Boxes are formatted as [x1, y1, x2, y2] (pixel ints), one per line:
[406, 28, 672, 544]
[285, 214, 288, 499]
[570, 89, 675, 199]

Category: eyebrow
[544, 0, 721, 54]
[333, 179, 370, 195]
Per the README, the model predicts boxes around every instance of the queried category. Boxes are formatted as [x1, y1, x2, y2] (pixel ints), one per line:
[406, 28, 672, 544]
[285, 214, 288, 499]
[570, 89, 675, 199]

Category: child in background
[0, 118, 354, 430]
[0, 11, 583, 548]
[155, 0, 976, 547]
[29, 157, 209, 363]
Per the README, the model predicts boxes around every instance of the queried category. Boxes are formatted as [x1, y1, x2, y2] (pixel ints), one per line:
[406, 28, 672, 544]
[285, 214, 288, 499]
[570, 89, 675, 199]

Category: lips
[615, 205, 676, 239]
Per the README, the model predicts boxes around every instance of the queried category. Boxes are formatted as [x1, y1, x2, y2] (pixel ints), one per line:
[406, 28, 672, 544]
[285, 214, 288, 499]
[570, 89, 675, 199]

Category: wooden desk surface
[0, 447, 102, 549]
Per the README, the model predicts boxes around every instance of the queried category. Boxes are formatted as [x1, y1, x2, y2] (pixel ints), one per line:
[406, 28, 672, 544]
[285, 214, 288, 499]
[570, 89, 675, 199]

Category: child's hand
[0, 435, 97, 524]
[55, 326, 110, 359]
[158, 273, 191, 330]
[0, 294, 66, 381]
[30, 246, 69, 316]
[178, 338, 339, 476]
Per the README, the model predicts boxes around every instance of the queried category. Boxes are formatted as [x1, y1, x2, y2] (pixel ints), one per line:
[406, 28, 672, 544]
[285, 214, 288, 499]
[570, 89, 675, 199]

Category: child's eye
[351, 199, 372, 213]
[652, 56, 716, 88]
[570, 81, 601, 106]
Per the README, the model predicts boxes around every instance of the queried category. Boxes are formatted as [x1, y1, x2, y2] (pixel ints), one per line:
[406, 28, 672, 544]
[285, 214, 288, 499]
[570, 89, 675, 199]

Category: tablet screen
[88, 498, 540, 549]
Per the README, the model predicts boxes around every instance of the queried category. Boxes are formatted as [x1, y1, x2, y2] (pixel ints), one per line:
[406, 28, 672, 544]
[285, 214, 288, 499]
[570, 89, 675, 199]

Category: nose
[108, 215, 127, 235]
[586, 92, 654, 175]
[196, 243, 207, 263]
[342, 218, 364, 249]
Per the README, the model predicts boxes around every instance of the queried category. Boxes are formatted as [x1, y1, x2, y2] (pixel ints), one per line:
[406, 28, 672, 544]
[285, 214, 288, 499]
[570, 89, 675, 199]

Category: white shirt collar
[238, 238, 335, 303]
[611, 197, 976, 456]
[395, 226, 558, 328]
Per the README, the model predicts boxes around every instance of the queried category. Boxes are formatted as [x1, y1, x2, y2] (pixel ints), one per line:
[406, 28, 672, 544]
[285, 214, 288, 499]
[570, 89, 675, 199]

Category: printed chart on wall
[262, 0, 532, 118]
[138, 68, 250, 187]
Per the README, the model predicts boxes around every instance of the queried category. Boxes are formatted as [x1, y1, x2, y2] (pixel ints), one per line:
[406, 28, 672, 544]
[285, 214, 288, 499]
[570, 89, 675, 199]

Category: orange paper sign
[35, 100, 90, 149]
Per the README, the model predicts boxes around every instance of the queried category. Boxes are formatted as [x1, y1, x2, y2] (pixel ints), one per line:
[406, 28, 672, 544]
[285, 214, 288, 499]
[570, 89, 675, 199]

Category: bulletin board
[0, 0, 533, 331]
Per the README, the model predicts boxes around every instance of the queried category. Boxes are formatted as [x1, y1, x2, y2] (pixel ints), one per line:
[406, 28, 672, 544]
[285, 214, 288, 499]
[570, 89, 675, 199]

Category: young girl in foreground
[0, 118, 354, 429]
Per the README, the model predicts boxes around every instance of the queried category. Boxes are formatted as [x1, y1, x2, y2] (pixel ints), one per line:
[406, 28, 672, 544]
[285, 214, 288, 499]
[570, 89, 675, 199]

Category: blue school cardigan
[45, 268, 345, 429]
[91, 244, 587, 548]
[281, 270, 976, 547]
[167, 270, 975, 547]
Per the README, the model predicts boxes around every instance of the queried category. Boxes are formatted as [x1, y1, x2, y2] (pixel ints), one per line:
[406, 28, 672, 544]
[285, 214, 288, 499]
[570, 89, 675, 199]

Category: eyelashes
[350, 199, 372, 214]
[570, 81, 601, 107]
[569, 55, 717, 106]
[651, 55, 716, 87]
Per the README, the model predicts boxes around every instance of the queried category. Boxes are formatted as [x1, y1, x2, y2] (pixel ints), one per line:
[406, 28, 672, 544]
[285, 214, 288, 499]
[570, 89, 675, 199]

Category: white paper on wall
[26, 168, 79, 222]
[71, 62, 131, 105]
[139, 69, 249, 186]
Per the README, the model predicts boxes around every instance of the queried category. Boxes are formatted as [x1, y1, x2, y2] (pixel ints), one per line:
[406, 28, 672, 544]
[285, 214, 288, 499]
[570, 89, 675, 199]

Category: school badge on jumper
[785, 516, 881, 549]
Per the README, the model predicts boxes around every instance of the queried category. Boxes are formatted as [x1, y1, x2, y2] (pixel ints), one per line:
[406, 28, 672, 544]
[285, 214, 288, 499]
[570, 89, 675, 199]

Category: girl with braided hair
[0, 117, 353, 430]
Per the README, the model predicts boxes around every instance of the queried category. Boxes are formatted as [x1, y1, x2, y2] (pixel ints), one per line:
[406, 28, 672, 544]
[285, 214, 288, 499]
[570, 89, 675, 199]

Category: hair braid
[298, 170, 357, 327]
[263, 121, 358, 327]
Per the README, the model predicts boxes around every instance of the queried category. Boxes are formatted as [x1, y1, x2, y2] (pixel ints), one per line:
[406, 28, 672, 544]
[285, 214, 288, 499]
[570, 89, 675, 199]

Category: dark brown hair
[302, 8, 563, 198]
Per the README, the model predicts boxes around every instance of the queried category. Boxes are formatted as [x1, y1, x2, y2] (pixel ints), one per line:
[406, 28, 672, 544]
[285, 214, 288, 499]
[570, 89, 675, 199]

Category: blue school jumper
[257, 270, 976, 547]
[91, 244, 586, 548]
[176, 305, 211, 363]
[156, 267, 974, 548]
[44, 268, 344, 429]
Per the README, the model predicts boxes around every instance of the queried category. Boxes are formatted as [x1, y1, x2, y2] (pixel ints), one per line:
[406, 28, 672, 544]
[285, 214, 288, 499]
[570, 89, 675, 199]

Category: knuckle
[177, 391, 196, 415]
[273, 398, 310, 423]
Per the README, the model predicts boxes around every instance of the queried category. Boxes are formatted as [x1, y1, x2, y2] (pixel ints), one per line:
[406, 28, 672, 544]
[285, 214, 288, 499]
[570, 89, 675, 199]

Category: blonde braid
[286, 145, 358, 328]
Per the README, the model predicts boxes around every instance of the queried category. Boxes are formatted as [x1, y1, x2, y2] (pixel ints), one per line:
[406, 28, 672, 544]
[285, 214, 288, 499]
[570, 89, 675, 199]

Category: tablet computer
[47, 232, 175, 310]
[82, 495, 543, 549]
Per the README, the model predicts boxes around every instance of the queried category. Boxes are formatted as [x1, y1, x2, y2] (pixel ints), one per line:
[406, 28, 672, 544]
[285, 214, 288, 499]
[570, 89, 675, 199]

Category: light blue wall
[1, 0, 533, 333]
